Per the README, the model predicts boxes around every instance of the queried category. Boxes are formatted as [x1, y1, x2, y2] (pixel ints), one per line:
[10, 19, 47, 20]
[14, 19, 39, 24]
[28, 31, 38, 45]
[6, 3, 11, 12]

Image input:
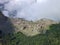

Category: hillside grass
[6, 23, 60, 45]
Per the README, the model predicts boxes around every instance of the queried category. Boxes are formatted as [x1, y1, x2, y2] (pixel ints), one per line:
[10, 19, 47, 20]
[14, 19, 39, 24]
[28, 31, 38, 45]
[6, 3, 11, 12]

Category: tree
[46, 23, 60, 45]
[7, 23, 60, 45]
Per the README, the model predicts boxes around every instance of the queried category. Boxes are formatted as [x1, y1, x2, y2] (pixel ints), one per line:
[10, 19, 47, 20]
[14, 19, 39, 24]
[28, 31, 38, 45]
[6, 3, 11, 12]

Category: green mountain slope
[0, 11, 60, 45]
[8, 23, 60, 45]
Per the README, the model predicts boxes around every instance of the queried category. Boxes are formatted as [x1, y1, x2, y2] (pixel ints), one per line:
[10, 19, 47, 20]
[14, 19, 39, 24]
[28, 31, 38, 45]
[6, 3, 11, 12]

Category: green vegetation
[7, 23, 60, 45]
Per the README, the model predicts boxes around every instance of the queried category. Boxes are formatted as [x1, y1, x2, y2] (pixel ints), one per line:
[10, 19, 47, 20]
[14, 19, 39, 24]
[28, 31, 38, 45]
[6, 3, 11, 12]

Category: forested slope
[7, 23, 60, 45]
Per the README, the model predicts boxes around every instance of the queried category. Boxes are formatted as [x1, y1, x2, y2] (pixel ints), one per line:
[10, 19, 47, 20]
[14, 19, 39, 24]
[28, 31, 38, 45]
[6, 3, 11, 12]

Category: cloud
[1, 0, 60, 21]
[0, 0, 9, 3]
[2, 0, 36, 17]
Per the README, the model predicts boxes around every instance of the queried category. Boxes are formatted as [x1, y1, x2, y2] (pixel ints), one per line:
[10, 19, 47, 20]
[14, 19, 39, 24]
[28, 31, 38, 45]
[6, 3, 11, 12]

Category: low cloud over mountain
[0, 0, 60, 21]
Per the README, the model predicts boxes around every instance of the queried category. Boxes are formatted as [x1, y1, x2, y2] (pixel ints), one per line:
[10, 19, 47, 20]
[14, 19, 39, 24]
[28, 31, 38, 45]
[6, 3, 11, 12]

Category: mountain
[10, 18, 59, 36]
[0, 11, 59, 36]
[0, 11, 14, 34]
[0, 11, 16, 45]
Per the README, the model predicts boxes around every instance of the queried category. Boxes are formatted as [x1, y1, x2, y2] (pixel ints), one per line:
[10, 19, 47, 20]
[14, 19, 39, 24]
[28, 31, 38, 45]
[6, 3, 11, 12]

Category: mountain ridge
[10, 17, 59, 36]
[0, 11, 59, 36]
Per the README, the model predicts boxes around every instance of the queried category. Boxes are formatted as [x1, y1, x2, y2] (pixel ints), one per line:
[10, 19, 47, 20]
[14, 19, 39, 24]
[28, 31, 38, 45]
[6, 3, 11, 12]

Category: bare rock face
[10, 18, 59, 36]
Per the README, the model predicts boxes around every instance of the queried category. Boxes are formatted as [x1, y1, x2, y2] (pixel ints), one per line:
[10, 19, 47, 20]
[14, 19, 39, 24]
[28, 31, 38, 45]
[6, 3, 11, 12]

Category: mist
[0, 0, 60, 21]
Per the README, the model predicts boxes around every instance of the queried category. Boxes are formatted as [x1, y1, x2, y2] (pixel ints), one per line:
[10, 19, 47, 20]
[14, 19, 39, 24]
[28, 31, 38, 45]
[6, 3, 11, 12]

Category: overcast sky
[0, 0, 60, 21]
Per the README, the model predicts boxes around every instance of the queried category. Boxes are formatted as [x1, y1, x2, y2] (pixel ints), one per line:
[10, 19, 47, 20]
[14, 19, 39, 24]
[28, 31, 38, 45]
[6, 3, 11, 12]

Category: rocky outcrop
[10, 18, 59, 36]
